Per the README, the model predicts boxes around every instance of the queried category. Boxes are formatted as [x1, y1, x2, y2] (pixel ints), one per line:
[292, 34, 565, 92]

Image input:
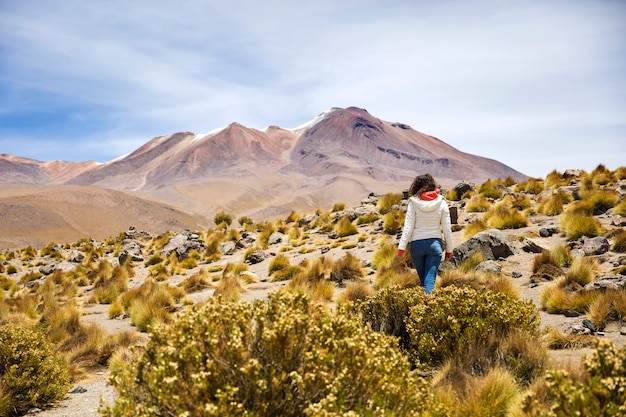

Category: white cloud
[0, 0, 624, 176]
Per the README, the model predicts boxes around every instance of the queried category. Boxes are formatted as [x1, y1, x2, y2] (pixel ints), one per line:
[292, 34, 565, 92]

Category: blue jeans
[409, 238, 443, 294]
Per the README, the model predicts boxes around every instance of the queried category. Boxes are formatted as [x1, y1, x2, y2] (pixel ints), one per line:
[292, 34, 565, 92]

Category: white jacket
[398, 194, 453, 252]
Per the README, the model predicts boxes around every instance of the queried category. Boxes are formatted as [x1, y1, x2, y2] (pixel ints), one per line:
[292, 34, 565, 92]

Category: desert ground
[5, 182, 625, 416]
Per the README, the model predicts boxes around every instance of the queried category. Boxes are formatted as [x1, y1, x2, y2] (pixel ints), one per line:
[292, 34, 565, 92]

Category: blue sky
[1, 0, 624, 178]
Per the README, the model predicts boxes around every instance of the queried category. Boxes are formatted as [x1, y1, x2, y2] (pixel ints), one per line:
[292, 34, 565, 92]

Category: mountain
[0, 106, 528, 247]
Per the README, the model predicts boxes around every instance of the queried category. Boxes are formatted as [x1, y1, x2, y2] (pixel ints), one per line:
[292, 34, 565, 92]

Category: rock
[69, 386, 88, 394]
[267, 232, 284, 246]
[582, 236, 610, 255]
[236, 232, 258, 249]
[454, 181, 474, 198]
[582, 275, 626, 292]
[539, 227, 559, 237]
[582, 318, 596, 333]
[475, 260, 502, 274]
[521, 238, 548, 253]
[39, 262, 57, 275]
[611, 215, 626, 227]
[219, 241, 236, 256]
[67, 249, 85, 263]
[245, 251, 268, 264]
[159, 233, 205, 261]
[119, 241, 145, 265]
[448, 229, 515, 267]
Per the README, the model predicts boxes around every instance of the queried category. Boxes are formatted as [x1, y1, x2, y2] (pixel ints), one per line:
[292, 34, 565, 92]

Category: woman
[397, 173, 453, 294]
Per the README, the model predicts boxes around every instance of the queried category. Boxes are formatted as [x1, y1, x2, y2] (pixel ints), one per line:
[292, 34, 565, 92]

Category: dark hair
[408, 173, 437, 197]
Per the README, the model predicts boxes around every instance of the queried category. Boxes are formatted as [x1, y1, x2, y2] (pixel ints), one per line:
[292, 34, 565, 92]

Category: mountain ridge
[0, 106, 530, 247]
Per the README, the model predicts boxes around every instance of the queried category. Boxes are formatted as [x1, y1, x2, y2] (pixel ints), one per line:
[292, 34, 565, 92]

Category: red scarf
[421, 189, 440, 201]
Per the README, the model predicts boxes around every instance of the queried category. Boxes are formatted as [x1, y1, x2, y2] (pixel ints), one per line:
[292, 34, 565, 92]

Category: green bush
[101, 292, 441, 417]
[522, 339, 626, 416]
[0, 325, 71, 416]
[405, 286, 540, 367]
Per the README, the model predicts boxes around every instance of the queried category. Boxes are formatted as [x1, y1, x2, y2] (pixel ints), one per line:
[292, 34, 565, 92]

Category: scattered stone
[160, 233, 205, 261]
[69, 386, 88, 394]
[511, 271, 523, 279]
[267, 232, 284, 246]
[39, 262, 57, 276]
[539, 226, 559, 237]
[521, 238, 548, 253]
[611, 215, 626, 227]
[119, 241, 145, 265]
[582, 236, 610, 256]
[475, 260, 502, 274]
[219, 241, 236, 256]
[67, 249, 85, 263]
[447, 229, 515, 268]
[245, 251, 268, 265]
[582, 275, 626, 292]
[582, 318, 596, 333]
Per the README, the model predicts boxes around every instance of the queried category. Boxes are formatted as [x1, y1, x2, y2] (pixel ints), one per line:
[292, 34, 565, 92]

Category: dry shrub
[522, 340, 626, 416]
[101, 292, 441, 417]
[359, 286, 427, 353]
[0, 325, 71, 416]
[406, 286, 540, 368]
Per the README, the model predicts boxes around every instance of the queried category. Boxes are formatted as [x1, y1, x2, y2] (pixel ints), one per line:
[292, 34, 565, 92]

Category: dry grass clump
[612, 198, 626, 216]
[376, 192, 402, 214]
[462, 219, 488, 239]
[542, 327, 597, 349]
[536, 189, 572, 215]
[465, 195, 492, 212]
[382, 209, 404, 234]
[503, 193, 533, 210]
[483, 201, 528, 229]
[514, 177, 545, 194]
[356, 212, 380, 225]
[337, 280, 374, 304]
[586, 288, 626, 330]
[561, 208, 603, 240]
[331, 202, 346, 212]
[610, 229, 626, 252]
[285, 257, 336, 303]
[329, 252, 365, 284]
[179, 268, 213, 293]
[478, 178, 505, 199]
[335, 214, 358, 237]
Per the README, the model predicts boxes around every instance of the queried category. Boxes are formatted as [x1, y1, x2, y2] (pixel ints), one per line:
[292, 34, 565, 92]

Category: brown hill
[0, 185, 207, 249]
